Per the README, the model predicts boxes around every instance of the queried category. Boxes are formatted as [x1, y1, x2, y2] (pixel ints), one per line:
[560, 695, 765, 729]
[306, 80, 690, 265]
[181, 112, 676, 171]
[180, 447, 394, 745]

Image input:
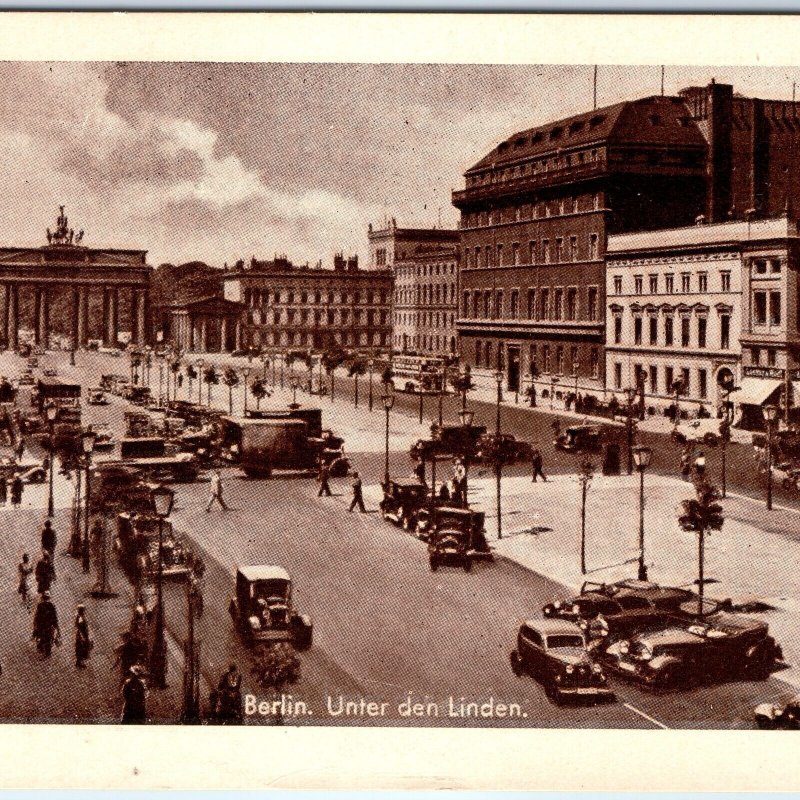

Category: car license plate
[576, 688, 596, 695]
[618, 661, 636, 672]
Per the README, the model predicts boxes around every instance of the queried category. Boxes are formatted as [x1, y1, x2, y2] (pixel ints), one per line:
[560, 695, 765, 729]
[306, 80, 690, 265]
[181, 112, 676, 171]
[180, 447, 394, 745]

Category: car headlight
[553, 601, 562, 609]
[592, 663, 602, 673]
[543, 605, 553, 616]
[565, 664, 574, 674]
[619, 640, 630, 654]
[248, 616, 261, 630]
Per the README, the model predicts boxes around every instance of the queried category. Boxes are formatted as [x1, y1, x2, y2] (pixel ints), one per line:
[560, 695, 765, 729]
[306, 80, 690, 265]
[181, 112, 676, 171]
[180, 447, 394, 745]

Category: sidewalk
[0, 474, 188, 722]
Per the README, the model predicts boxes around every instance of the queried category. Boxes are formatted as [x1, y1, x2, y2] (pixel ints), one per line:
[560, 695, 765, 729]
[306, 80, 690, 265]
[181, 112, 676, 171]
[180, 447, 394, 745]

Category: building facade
[221, 254, 392, 353]
[391, 239, 459, 356]
[167, 296, 245, 352]
[606, 215, 800, 427]
[0, 207, 151, 350]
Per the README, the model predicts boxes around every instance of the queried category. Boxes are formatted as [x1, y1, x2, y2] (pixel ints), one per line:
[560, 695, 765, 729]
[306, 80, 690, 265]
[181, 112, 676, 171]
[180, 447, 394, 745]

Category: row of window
[613, 313, 731, 350]
[460, 193, 602, 229]
[465, 234, 600, 268]
[472, 339, 600, 379]
[246, 330, 389, 348]
[462, 286, 600, 323]
[613, 270, 732, 296]
[395, 282, 457, 306]
[464, 151, 605, 190]
[395, 261, 456, 279]
[394, 333, 457, 354]
[395, 311, 456, 329]
[248, 308, 389, 327]
[242, 288, 389, 307]
[612, 363, 709, 400]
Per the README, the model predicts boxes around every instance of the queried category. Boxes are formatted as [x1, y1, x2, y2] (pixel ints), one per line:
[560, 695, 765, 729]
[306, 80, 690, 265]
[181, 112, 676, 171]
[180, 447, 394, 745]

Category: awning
[735, 377, 781, 406]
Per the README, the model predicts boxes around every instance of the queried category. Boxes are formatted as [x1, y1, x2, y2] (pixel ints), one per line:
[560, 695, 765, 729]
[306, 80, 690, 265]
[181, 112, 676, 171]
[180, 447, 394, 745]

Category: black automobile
[426, 506, 490, 572]
[510, 618, 615, 704]
[754, 693, 800, 729]
[473, 433, 533, 464]
[599, 613, 783, 690]
[554, 425, 604, 453]
[380, 478, 429, 531]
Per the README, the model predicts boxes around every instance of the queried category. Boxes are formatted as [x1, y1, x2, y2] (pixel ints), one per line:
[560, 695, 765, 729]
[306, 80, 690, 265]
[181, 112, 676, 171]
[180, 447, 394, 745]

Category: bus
[391, 356, 449, 394]
[37, 378, 81, 425]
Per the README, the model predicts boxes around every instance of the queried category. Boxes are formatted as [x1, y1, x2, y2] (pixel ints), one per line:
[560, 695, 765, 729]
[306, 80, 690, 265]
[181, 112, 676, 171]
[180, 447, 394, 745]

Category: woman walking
[17, 553, 32, 610]
[74, 604, 92, 669]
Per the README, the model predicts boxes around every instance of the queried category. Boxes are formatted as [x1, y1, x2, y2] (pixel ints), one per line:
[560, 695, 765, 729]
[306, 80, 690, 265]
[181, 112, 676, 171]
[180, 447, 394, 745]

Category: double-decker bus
[391, 356, 448, 394]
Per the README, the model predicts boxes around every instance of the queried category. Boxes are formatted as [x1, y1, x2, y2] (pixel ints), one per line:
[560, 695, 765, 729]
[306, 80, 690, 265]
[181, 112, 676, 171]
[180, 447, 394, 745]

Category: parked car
[228, 565, 312, 649]
[86, 388, 109, 405]
[42, 368, 57, 377]
[18, 371, 35, 386]
[554, 425, 604, 453]
[380, 478, 428, 530]
[425, 506, 491, 571]
[754, 693, 800, 729]
[410, 423, 487, 462]
[671, 418, 723, 447]
[771, 461, 800, 491]
[599, 613, 782, 689]
[474, 433, 533, 464]
[510, 618, 615, 705]
[92, 424, 116, 451]
[19, 464, 47, 484]
[98, 347, 122, 357]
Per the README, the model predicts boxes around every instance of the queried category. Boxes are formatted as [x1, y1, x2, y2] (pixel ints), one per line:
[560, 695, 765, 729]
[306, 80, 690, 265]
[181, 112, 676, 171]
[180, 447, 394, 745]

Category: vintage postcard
[0, 9, 798, 791]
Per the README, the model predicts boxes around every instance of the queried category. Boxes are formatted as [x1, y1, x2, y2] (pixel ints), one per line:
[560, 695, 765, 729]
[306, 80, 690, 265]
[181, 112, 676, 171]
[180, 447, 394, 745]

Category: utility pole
[593, 65, 598, 110]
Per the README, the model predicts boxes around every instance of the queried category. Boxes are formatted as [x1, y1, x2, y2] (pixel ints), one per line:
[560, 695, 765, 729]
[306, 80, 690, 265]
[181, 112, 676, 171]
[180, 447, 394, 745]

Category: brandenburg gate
[0, 207, 151, 350]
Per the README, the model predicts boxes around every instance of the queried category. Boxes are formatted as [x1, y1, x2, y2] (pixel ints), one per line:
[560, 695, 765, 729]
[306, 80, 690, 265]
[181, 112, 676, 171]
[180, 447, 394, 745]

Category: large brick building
[453, 80, 800, 398]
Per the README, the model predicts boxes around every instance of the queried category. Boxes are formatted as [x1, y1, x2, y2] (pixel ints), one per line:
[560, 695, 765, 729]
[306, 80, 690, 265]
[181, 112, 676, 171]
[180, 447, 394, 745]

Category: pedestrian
[531, 448, 547, 482]
[15, 437, 24, 461]
[34, 551, 55, 595]
[0, 473, 7, 506]
[348, 471, 366, 513]
[121, 665, 147, 724]
[438, 481, 451, 502]
[206, 468, 228, 512]
[694, 450, 706, 477]
[528, 384, 537, 408]
[452, 459, 466, 505]
[113, 631, 144, 679]
[41, 520, 57, 561]
[10, 474, 23, 508]
[17, 552, 33, 610]
[679, 447, 692, 480]
[413, 460, 426, 484]
[74, 604, 92, 669]
[551, 417, 561, 439]
[215, 663, 243, 724]
[317, 459, 332, 497]
[32, 590, 60, 657]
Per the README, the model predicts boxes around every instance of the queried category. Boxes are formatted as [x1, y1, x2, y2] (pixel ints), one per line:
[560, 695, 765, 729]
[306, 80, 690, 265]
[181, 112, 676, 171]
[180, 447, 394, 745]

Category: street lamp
[368, 358, 374, 412]
[550, 376, 559, 410]
[382, 387, 395, 485]
[196, 359, 204, 405]
[458, 407, 475, 509]
[241, 366, 251, 415]
[437, 366, 446, 426]
[638, 372, 648, 421]
[572, 360, 580, 398]
[290, 375, 300, 408]
[46, 403, 58, 518]
[764, 403, 779, 511]
[632, 444, 653, 581]
[158, 359, 164, 406]
[150, 483, 174, 690]
[624, 386, 637, 476]
[280, 351, 285, 389]
[494, 370, 504, 540]
[80, 430, 96, 575]
[719, 381, 739, 499]
[418, 366, 424, 424]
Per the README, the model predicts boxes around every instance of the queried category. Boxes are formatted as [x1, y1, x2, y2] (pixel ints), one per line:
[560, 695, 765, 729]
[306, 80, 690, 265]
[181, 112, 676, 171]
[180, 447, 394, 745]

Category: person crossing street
[32, 590, 60, 657]
[317, 459, 332, 497]
[74, 604, 92, 669]
[531, 449, 547, 482]
[41, 520, 57, 561]
[206, 468, 228, 512]
[17, 553, 33, 611]
[348, 471, 366, 513]
[34, 551, 55, 596]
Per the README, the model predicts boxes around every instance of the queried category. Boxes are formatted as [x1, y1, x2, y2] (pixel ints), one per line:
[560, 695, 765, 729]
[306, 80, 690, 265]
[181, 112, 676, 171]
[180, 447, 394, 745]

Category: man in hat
[348, 471, 366, 513]
[206, 468, 228, 512]
[121, 665, 147, 724]
[216, 663, 243, 724]
[317, 459, 332, 497]
[34, 550, 55, 595]
[41, 520, 57, 562]
[74, 604, 91, 669]
[32, 590, 60, 657]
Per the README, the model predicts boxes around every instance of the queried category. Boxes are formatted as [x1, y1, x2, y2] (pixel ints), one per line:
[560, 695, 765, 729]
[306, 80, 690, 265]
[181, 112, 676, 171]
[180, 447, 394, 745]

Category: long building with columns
[0, 208, 151, 349]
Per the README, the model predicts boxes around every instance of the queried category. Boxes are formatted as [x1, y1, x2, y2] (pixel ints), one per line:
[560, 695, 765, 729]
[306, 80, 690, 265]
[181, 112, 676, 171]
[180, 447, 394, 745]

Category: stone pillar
[102, 289, 110, 346]
[220, 318, 228, 352]
[34, 289, 41, 346]
[40, 289, 49, 349]
[0, 285, 7, 350]
[130, 289, 139, 344]
[189, 315, 195, 350]
[136, 289, 147, 345]
[111, 288, 119, 347]
[71, 287, 80, 351]
[6, 284, 18, 350]
[142, 290, 150, 346]
[79, 287, 89, 347]
[200, 317, 207, 352]
[235, 319, 242, 351]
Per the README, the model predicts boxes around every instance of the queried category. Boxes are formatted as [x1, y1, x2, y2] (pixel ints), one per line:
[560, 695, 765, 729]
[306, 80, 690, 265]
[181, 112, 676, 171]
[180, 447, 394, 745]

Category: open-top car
[671, 418, 723, 447]
[380, 478, 428, 530]
[426, 506, 491, 572]
[554, 425, 604, 453]
[510, 618, 614, 705]
[599, 613, 782, 690]
[754, 693, 800, 729]
[229, 565, 313, 650]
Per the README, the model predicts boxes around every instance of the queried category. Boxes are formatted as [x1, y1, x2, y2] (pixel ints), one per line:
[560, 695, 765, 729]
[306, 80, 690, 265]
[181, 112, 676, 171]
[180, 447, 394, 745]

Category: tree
[321, 349, 346, 402]
[450, 366, 476, 412]
[250, 378, 269, 409]
[251, 642, 300, 725]
[678, 477, 725, 613]
[348, 358, 367, 408]
[203, 365, 219, 406]
[222, 367, 240, 414]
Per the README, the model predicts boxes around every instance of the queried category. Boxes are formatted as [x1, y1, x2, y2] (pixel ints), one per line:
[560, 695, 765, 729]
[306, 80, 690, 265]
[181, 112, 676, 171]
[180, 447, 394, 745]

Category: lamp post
[182, 569, 201, 724]
[368, 358, 374, 412]
[458, 408, 475, 509]
[638, 372, 648, 421]
[81, 430, 95, 575]
[578, 460, 594, 575]
[550, 376, 559, 410]
[719, 382, 739, 499]
[241, 366, 251, 415]
[437, 367, 445, 426]
[624, 386, 636, 475]
[494, 369, 504, 540]
[382, 387, 395, 485]
[261, 352, 269, 379]
[150, 484, 174, 690]
[632, 444, 653, 581]
[671, 378, 684, 427]
[572, 360, 579, 398]
[764, 403, 779, 511]
[196, 359, 204, 405]
[46, 403, 57, 518]
[290, 375, 300, 408]
[280, 352, 285, 389]
[158, 361, 164, 406]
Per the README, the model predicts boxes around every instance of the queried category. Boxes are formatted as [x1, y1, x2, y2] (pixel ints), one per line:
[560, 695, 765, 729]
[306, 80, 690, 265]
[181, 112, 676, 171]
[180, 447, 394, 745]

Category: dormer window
[649, 114, 662, 126]
[550, 126, 563, 140]
[514, 137, 527, 149]
[531, 132, 543, 144]
[569, 121, 585, 135]
[589, 114, 606, 128]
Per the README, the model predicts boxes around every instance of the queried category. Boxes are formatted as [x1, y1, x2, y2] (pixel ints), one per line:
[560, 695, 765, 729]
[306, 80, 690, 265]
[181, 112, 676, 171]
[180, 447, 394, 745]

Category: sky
[2, 62, 800, 268]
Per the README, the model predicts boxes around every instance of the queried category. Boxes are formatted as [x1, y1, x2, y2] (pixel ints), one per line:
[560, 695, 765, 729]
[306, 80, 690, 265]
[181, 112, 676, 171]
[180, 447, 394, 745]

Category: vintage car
[16, 463, 47, 484]
[554, 425, 604, 453]
[42, 368, 57, 377]
[599, 613, 782, 689]
[754, 693, 800, 729]
[473, 433, 534, 464]
[114, 512, 194, 582]
[86, 388, 109, 406]
[380, 478, 429, 530]
[510, 618, 615, 704]
[770, 461, 800, 491]
[18, 371, 35, 386]
[92, 424, 116, 451]
[410, 423, 487, 462]
[671, 418, 723, 447]
[425, 506, 491, 572]
[228, 565, 313, 649]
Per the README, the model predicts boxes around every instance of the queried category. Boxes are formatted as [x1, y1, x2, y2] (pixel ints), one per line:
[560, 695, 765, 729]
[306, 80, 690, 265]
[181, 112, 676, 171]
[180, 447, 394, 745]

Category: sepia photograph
[0, 9, 800, 790]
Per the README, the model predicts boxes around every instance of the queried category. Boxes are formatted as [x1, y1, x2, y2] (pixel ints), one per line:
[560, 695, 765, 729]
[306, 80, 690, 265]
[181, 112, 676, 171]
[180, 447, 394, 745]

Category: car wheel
[748, 650, 775, 681]
[782, 478, 794, 491]
[755, 715, 775, 730]
[510, 650, 524, 677]
[545, 682, 562, 705]
[654, 663, 683, 690]
[463, 556, 472, 573]
[429, 554, 439, 572]
[703, 433, 719, 447]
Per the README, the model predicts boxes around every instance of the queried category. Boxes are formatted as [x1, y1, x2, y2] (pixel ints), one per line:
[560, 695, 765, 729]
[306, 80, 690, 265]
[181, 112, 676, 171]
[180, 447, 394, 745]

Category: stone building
[220, 254, 392, 352]
[606, 215, 800, 428]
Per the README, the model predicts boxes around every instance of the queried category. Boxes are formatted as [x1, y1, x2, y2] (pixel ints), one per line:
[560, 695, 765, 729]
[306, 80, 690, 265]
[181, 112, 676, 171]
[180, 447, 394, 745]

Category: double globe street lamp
[764, 403, 779, 511]
[382, 386, 395, 485]
[149, 483, 175, 690]
[46, 403, 58, 518]
[241, 366, 251, 415]
[632, 444, 653, 581]
[457, 407, 475, 510]
[81, 429, 96, 575]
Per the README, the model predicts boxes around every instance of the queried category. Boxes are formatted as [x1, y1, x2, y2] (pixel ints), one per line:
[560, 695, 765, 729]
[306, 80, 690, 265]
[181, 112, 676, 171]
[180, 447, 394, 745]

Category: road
[2, 349, 794, 728]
